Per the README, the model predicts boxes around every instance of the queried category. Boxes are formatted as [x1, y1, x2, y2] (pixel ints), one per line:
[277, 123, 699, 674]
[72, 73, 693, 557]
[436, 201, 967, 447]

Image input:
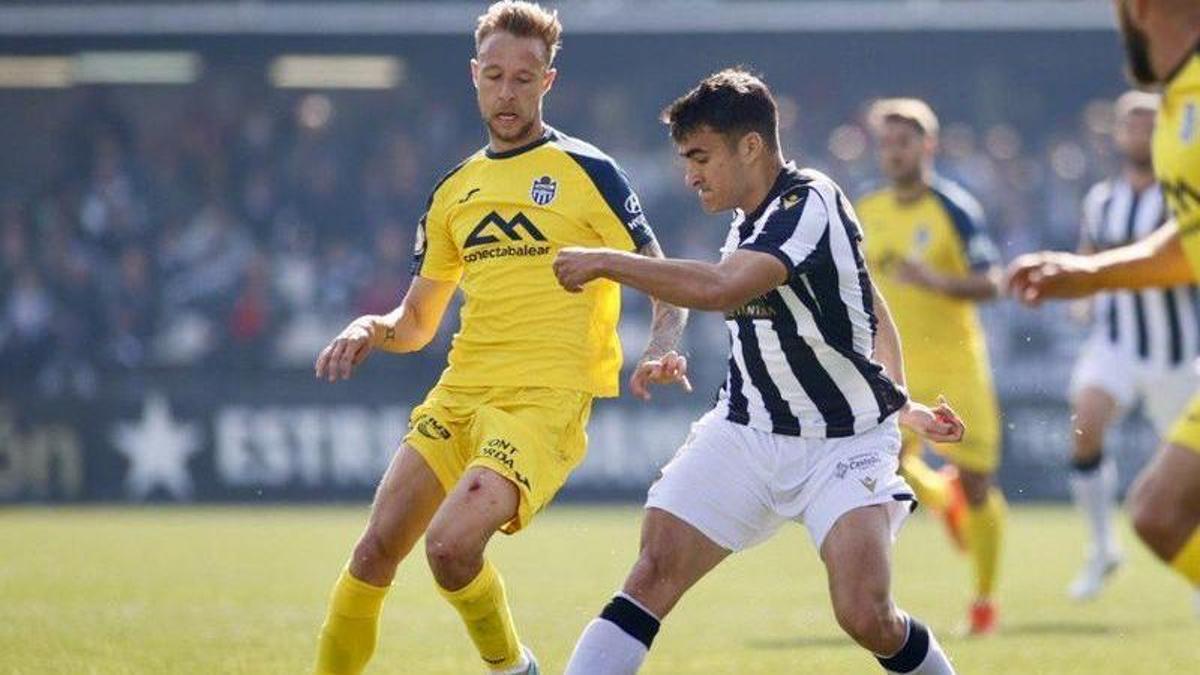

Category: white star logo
[111, 393, 202, 501]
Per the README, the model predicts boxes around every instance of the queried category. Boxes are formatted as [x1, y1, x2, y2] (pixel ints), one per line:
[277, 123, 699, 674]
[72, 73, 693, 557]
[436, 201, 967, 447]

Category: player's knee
[833, 594, 898, 652]
[423, 524, 476, 576]
[1129, 488, 1177, 560]
[350, 529, 401, 583]
[625, 542, 687, 601]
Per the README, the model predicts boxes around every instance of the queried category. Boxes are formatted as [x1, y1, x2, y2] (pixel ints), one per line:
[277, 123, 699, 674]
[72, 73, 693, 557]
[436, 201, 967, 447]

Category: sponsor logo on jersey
[624, 192, 643, 215]
[414, 414, 451, 440]
[834, 452, 882, 479]
[462, 211, 553, 263]
[531, 175, 557, 206]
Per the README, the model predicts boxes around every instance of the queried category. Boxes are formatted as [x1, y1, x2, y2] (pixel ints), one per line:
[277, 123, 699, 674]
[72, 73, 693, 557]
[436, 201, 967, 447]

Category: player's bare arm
[314, 277, 457, 382]
[870, 283, 965, 444]
[1007, 220, 1193, 306]
[629, 238, 692, 400]
[894, 260, 1001, 301]
[554, 246, 786, 312]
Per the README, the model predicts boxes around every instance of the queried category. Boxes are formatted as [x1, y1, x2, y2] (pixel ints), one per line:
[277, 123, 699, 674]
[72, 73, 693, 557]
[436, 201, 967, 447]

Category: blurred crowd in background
[0, 34, 1130, 398]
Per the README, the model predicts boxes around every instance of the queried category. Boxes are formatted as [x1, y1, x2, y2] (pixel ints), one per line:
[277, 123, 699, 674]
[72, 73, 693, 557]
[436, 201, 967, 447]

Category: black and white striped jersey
[1082, 178, 1200, 369]
[713, 163, 908, 439]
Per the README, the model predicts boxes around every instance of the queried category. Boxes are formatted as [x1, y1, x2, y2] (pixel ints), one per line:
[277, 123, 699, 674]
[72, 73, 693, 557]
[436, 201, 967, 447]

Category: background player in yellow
[310, 3, 689, 673]
[856, 99, 1006, 635]
[1009, 0, 1200, 616]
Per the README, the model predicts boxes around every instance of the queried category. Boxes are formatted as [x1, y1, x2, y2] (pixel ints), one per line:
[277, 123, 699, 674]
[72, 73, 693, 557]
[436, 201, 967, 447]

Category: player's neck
[487, 118, 547, 155]
[891, 179, 928, 205]
[737, 155, 787, 215]
[1124, 164, 1155, 192]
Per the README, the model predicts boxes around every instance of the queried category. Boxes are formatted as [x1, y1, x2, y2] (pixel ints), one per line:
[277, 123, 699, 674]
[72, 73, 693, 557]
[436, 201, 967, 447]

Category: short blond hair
[1115, 89, 1160, 120]
[868, 98, 940, 138]
[475, 1, 563, 65]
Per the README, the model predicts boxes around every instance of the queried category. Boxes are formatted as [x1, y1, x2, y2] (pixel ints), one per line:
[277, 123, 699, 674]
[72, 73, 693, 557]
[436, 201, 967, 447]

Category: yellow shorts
[902, 371, 1001, 474]
[404, 384, 593, 534]
[1166, 392, 1200, 455]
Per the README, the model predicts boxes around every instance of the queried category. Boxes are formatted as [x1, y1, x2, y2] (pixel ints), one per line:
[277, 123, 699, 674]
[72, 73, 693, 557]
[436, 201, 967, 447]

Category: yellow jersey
[856, 179, 999, 373]
[411, 127, 654, 397]
[1157, 48, 1200, 273]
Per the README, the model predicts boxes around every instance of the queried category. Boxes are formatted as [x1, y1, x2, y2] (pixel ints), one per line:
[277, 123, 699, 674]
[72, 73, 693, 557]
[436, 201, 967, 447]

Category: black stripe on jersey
[561, 149, 654, 250]
[1124, 190, 1150, 358]
[1165, 288, 1185, 365]
[763, 291, 857, 434]
[724, 354, 750, 426]
[409, 157, 471, 276]
[736, 318, 802, 435]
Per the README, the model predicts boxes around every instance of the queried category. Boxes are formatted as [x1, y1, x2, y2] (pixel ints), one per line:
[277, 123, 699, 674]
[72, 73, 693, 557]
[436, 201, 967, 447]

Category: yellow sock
[1170, 526, 1200, 586]
[899, 452, 950, 513]
[438, 559, 522, 670]
[964, 488, 1006, 599]
[314, 567, 390, 675]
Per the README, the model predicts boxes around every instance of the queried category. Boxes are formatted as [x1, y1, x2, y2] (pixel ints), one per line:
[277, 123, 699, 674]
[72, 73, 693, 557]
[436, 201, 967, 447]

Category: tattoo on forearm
[637, 239, 689, 361]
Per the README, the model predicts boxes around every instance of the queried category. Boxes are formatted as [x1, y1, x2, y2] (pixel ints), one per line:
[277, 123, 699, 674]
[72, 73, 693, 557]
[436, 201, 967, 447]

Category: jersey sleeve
[933, 183, 1000, 271]
[565, 152, 656, 251]
[409, 187, 463, 282]
[739, 185, 829, 281]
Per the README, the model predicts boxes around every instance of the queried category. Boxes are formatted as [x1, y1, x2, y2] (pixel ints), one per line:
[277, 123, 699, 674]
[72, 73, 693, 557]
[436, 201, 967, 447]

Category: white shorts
[645, 409, 915, 553]
[1070, 336, 1198, 434]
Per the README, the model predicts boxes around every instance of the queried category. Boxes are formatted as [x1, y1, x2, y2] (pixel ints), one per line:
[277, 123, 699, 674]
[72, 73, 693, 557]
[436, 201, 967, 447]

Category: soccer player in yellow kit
[856, 99, 1006, 635]
[310, 3, 688, 673]
[1009, 0, 1200, 616]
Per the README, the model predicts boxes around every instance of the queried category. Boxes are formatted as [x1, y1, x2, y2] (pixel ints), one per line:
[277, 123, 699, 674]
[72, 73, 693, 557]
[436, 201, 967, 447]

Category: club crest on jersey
[1182, 102, 1197, 144]
[624, 192, 643, 215]
[531, 175, 557, 206]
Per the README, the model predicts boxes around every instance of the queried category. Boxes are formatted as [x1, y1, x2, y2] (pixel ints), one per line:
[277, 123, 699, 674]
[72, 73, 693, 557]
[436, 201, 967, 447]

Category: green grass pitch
[1, 505, 1197, 673]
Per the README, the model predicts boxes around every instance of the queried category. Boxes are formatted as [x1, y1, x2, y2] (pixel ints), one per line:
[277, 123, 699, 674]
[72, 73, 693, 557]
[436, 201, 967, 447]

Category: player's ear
[738, 131, 763, 164]
[542, 66, 557, 94]
[470, 58, 480, 89]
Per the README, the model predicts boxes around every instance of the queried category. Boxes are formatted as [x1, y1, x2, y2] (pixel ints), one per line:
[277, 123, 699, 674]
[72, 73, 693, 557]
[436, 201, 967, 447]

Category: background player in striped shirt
[1065, 89, 1199, 601]
[856, 99, 1006, 635]
[554, 69, 963, 675]
[310, 3, 688, 673]
[1009, 0, 1200, 615]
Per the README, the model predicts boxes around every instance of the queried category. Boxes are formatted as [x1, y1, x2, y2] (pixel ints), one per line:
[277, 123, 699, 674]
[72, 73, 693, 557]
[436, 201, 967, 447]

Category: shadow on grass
[748, 619, 1156, 651]
[747, 635, 855, 650]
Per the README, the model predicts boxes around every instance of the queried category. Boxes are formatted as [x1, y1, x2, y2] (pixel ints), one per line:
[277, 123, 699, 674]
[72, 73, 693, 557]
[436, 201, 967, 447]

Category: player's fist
[553, 247, 611, 293]
[900, 395, 965, 444]
[629, 350, 693, 401]
[1006, 251, 1098, 306]
[314, 315, 379, 382]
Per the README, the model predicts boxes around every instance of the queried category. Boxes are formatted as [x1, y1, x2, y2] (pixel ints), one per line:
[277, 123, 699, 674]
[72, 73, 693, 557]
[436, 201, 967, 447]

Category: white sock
[564, 594, 660, 675]
[1069, 457, 1119, 558]
[876, 616, 955, 674]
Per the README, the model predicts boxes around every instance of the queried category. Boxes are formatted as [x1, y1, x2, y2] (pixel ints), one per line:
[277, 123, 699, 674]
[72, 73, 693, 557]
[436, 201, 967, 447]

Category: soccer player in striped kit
[554, 69, 963, 675]
[1065, 89, 1200, 601]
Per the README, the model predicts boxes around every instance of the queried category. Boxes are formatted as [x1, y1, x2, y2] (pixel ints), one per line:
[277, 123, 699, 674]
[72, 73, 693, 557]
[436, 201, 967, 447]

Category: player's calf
[1128, 444, 1200, 562]
[831, 588, 906, 655]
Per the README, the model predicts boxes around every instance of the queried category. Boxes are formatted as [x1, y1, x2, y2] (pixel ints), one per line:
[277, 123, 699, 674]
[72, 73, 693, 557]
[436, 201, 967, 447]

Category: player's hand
[629, 350, 693, 401]
[1006, 251, 1098, 306]
[899, 395, 965, 444]
[314, 315, 379, 382]
[893, 257, 943, 291]
[553, 247, 611, 293]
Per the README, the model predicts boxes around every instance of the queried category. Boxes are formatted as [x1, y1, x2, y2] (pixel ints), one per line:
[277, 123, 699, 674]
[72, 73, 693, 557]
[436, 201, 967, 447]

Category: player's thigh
[625, 507, 731, 618]
[1130, 442, 1200, 556]
[426, 465, 521, 555]
[1070, 385, 1120, 456]
[357, 444, 447, 567]
[820, 504, 895, 615]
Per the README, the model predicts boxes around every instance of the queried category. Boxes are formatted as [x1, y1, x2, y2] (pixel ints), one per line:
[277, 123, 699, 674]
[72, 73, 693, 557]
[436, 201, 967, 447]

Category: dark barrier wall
[0, 365, 1157, 504]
